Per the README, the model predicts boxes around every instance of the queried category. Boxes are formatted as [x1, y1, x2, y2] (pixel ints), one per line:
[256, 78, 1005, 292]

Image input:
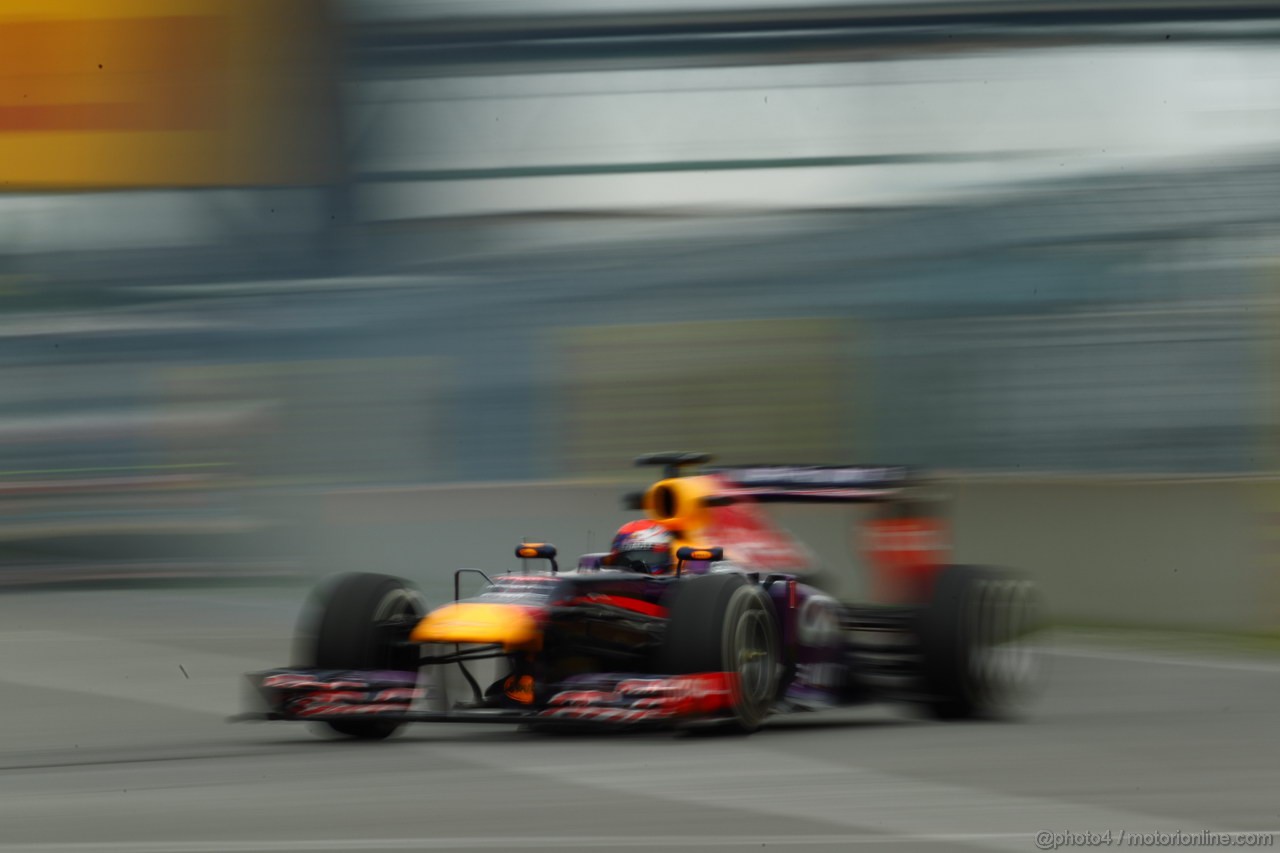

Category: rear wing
[629, 454, 947, 594]
[708, 465, 917, 503]
[709, 463, 948, 603]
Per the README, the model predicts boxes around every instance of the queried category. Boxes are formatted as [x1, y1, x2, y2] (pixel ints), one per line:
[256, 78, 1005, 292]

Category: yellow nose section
[410, 603, 542, 650]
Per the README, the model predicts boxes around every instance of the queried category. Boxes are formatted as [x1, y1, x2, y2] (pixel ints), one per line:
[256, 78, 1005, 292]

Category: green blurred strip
[0, 462, 229, 478]
[362, 151, 1040, 183]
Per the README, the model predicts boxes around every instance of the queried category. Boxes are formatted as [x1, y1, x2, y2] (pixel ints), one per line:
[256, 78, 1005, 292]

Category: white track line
[8, 831, 1273, 851]
[0, 835, 1118, 852]
[433, 746, 1255, 853]
[1044, 646, 1280, 674]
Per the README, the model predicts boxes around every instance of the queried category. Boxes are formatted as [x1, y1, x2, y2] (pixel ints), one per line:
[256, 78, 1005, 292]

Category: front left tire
[657, 572, 780, 732]
[301, 572, 424, 739]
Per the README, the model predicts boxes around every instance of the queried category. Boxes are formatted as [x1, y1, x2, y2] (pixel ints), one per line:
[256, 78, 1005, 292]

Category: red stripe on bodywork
[675, 672, 736, 716]
[568, 594, 668, 618]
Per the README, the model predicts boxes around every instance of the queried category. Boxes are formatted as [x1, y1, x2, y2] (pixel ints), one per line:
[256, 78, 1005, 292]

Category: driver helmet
[609, 520, 675, 574]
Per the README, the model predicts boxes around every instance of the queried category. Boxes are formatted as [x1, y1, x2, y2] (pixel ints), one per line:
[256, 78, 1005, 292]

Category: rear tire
[657, 572, 780, 732]
[919, 565, 1041, 720]
[301, 572, 424, 739]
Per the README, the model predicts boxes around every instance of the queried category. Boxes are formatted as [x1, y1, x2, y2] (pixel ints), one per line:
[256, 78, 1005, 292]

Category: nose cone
[410, 602, 542, 651]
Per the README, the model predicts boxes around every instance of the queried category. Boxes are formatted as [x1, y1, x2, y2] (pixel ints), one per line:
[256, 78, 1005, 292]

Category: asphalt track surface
[2, 586, 1278, 853]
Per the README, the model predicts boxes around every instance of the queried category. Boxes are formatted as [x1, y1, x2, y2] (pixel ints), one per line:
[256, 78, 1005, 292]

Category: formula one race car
[240, 452, 1041, 738]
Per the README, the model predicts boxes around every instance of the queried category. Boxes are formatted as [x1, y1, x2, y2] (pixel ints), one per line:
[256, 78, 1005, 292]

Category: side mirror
[674, 545, 723, 577]
[622, 491, 645, 510]
[515, 543, 559, 573]
[675, 546, 723, 563]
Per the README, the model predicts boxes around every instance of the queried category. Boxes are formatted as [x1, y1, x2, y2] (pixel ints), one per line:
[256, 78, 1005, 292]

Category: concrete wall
[947, 480, 1274, 632]
[269, 477, 1279, 634]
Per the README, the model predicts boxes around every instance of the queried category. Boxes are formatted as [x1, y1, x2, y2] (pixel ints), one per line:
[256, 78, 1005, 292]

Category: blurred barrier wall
[278, 478, 1278, 633]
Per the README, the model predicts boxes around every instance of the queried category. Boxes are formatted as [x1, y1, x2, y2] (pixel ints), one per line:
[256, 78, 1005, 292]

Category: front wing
[237, 668, 740, 728]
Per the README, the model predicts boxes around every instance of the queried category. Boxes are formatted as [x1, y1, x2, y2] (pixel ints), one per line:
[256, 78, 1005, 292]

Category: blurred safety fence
[869, 308, 1266, 474]
[549, 307, 1267, 478]
[14, 307, 1262, 491]
[161, 358, 455, 486]
[0, 360, 276, 581]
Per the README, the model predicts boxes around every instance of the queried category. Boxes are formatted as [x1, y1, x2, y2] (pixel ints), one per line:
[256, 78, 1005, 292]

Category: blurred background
[3, 0, 1280, 632]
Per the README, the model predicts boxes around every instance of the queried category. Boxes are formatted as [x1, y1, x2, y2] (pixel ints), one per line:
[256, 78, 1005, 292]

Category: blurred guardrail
[0, 357, 288, 584]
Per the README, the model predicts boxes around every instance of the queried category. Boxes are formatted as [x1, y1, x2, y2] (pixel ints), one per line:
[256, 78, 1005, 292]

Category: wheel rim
[969, 578, 1039, 707]
[373, 587, 423, 671]
[374, 587, 421, 622]
[725, 588, 779, 723]
[735, 607, 774, 703]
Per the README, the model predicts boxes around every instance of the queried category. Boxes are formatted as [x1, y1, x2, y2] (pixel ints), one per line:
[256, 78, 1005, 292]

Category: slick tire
[919, 565, 1042, 720]
[302, 572, 424, 740]
[657, 572, 780, 733]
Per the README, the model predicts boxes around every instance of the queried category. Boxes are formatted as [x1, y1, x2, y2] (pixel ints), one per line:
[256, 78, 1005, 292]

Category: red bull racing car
[240, 452, 1041, 738]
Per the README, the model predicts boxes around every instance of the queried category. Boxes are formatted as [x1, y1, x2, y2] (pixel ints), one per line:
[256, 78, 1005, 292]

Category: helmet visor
[618, 549, 670, 570]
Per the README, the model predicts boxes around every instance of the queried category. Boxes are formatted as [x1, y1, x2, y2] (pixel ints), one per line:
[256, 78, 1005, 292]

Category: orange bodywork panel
[410, 603, 542, 651]
[643, 474, 814, 571]
[863, 517, 950, 604]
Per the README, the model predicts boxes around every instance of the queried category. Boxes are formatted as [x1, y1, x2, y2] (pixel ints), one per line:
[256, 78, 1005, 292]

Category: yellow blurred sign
[0, 0, 340, 189]
[558, 318, 847, 476]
